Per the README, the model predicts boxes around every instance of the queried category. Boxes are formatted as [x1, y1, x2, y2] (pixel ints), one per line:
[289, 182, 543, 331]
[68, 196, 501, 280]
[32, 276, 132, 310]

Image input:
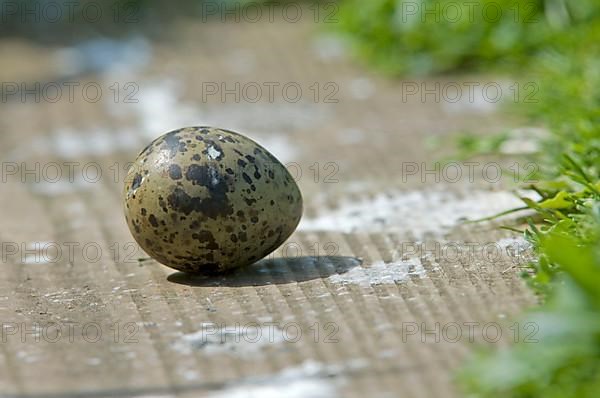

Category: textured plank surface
[0, 6, 536, 398]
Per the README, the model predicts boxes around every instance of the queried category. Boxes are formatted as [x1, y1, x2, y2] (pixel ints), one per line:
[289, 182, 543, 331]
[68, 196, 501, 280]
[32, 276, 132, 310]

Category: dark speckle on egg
[168, 164, 182, 180]
[123, 126, 303, 274]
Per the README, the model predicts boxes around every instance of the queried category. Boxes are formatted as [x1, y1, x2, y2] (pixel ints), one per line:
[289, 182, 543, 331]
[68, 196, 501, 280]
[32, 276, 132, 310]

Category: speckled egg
[123, 127, 303, 274]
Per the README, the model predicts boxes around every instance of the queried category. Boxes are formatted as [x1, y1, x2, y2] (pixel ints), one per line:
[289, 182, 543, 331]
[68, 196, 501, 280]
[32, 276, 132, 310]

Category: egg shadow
[167, 256, 362, 287]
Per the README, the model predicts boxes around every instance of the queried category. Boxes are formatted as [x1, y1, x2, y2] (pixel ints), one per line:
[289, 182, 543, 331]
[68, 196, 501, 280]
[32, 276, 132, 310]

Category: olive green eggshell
[123, 127, 303, 273]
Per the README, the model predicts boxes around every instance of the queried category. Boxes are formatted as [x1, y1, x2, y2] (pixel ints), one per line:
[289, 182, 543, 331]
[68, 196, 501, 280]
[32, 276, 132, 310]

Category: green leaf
[539, 191, 574, 209]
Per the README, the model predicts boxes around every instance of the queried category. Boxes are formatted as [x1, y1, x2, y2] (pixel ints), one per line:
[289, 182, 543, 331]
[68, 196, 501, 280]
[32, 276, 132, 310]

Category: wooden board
[0, 7, 536, 398]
